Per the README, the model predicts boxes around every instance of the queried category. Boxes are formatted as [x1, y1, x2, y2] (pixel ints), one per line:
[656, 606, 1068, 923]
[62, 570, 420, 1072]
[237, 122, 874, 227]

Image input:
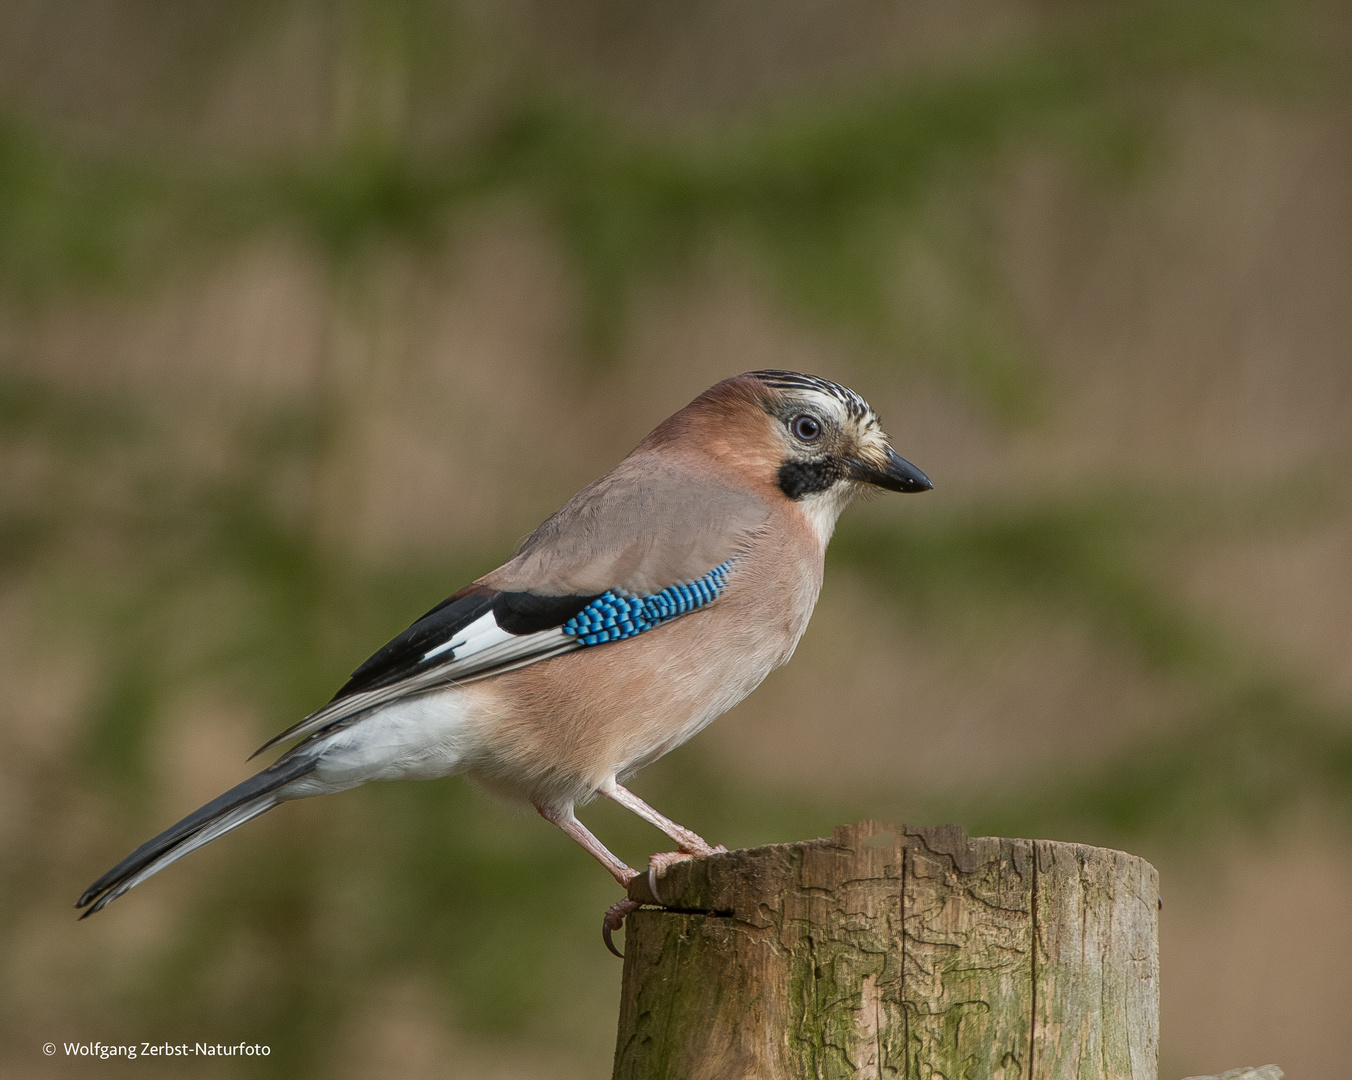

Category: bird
[77, 370, 932, 953]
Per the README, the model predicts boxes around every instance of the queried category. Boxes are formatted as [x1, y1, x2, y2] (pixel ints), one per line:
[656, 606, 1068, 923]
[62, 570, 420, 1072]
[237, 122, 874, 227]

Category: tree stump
[612, 821, 1158, 1080]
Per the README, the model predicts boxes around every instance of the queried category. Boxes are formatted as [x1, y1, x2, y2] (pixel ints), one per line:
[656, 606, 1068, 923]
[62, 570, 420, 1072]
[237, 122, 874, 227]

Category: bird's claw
[646, 850, 695, 906]
[645, 845, 726, 906]
[602, 898, 641, 958]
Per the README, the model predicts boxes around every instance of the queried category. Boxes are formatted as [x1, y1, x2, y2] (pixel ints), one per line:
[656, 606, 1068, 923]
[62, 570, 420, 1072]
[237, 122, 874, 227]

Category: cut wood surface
[612, 821, 1159, 1080]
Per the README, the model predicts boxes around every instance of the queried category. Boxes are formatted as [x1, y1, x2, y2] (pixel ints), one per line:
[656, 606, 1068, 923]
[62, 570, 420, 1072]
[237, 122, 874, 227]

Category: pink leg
[601, 780, 724, 856]
[535, 803, 640, 958]
[535, 803, 636, 885]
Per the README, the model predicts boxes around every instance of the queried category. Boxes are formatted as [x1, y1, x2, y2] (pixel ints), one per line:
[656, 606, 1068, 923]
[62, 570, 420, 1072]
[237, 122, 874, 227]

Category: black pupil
[794, 415, 821, 440]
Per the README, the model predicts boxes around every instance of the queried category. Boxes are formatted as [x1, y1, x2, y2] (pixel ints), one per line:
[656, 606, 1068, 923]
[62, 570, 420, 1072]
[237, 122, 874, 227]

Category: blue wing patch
[562, 561, 733, 646]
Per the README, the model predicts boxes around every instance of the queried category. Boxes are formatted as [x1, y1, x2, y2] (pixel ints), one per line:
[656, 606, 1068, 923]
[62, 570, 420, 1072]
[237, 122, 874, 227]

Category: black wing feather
[331, 587, 600, 703]
[492, 590, 598, 634]
[332, 586, 496, 702]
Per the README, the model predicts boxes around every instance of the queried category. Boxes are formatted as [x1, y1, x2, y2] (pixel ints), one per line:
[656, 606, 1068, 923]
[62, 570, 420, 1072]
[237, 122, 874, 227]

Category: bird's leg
[601, 780, 725, 856]
[534, 803, 640, 957]
[535, 803, 637, 885]
[599, 780, 727, 905]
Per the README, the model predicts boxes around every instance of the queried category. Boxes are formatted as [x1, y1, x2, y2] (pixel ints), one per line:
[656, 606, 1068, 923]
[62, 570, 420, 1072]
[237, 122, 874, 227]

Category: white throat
[794, 484, 857, 549]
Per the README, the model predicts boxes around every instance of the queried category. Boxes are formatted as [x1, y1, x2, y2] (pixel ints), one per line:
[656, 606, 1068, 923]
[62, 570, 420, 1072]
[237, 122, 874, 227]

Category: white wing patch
[442, 624, 572, 680]
[421, 610, 515, 663]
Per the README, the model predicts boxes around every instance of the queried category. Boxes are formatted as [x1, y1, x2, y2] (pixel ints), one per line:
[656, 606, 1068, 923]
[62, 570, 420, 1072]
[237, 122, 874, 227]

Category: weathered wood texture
[612, 821, 1158, 1080]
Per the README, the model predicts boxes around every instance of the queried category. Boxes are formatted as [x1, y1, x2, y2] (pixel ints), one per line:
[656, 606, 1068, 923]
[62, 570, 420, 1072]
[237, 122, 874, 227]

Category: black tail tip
[75, 887, 105, 916]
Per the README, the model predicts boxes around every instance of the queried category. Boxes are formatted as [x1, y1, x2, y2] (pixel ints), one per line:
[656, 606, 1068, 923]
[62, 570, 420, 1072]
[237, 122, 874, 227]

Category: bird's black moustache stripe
[778, 459, 840, 499]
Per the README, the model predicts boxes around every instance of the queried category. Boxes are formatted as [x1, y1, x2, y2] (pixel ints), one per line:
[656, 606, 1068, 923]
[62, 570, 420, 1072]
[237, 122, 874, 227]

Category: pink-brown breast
[458, 504, 827, 809]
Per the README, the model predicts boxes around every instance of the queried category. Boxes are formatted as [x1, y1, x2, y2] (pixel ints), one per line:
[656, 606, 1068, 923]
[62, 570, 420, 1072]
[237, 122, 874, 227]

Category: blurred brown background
[2, 1, 1351, 1077]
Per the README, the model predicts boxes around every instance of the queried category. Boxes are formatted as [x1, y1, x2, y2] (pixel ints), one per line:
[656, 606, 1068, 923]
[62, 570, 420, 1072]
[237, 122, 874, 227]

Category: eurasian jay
[77, 370, 932, 952]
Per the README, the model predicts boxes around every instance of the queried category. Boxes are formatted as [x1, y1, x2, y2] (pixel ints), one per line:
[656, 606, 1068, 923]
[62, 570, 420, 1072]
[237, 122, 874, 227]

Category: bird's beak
[847, 446, 934, 493]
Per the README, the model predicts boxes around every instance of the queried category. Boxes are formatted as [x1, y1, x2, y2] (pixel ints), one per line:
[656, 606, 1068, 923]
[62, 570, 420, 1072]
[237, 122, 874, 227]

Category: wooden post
[612, 821, 1158, 1080]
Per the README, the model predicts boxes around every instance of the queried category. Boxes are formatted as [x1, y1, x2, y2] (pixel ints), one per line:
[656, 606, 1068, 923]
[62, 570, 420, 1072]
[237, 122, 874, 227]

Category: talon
[648, 864, 663, 906]
[603, 898, 640, 958]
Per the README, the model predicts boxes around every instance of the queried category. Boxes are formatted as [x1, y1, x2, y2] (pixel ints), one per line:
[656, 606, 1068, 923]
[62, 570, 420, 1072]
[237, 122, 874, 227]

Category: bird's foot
[604, 847, 730, 957]
[680, 839, 728, 858]
[602, 898, 641, 958]
[646, 845, 727, 905]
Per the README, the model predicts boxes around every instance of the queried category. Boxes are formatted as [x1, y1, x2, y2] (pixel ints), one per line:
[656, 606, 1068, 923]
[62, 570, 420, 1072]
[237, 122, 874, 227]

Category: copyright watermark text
[50, 1042, 270, 1060]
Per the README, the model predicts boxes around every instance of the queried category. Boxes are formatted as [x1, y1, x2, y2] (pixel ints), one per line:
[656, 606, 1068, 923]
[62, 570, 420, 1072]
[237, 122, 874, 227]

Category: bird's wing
[482, 454, 770, 597]
[252, 585, 590, 757]
[254, 454, 768, 758]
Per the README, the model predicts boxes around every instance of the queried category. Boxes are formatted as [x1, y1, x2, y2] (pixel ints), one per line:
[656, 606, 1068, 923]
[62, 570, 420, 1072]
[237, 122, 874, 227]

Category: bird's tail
[76, 755, 317, 918]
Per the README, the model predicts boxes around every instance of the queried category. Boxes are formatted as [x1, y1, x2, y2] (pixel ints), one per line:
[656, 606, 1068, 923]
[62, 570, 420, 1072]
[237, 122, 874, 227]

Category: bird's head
[651, 369, 932, 542]
[743, 369, 932, 503]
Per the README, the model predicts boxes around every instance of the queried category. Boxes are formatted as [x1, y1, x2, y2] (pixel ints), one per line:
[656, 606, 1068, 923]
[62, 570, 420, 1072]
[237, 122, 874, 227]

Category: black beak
[847, 446, 933, 493]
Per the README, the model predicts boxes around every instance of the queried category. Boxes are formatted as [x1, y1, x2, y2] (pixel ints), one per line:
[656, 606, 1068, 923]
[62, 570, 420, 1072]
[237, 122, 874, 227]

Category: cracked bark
[611, 821, 1158, 1080]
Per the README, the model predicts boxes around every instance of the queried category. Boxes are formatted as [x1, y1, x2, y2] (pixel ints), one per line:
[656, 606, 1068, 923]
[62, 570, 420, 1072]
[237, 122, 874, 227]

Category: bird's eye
[791, 414, 822, 442]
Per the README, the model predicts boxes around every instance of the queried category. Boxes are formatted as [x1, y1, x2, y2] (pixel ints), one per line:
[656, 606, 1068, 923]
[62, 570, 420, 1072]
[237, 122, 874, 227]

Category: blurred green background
[3, 1, 1351, 1076]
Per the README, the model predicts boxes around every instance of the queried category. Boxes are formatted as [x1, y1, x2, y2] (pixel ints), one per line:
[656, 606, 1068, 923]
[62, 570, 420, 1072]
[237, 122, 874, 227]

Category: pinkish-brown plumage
[77, 371, 931, 939]
[465, 499, 823, 808]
